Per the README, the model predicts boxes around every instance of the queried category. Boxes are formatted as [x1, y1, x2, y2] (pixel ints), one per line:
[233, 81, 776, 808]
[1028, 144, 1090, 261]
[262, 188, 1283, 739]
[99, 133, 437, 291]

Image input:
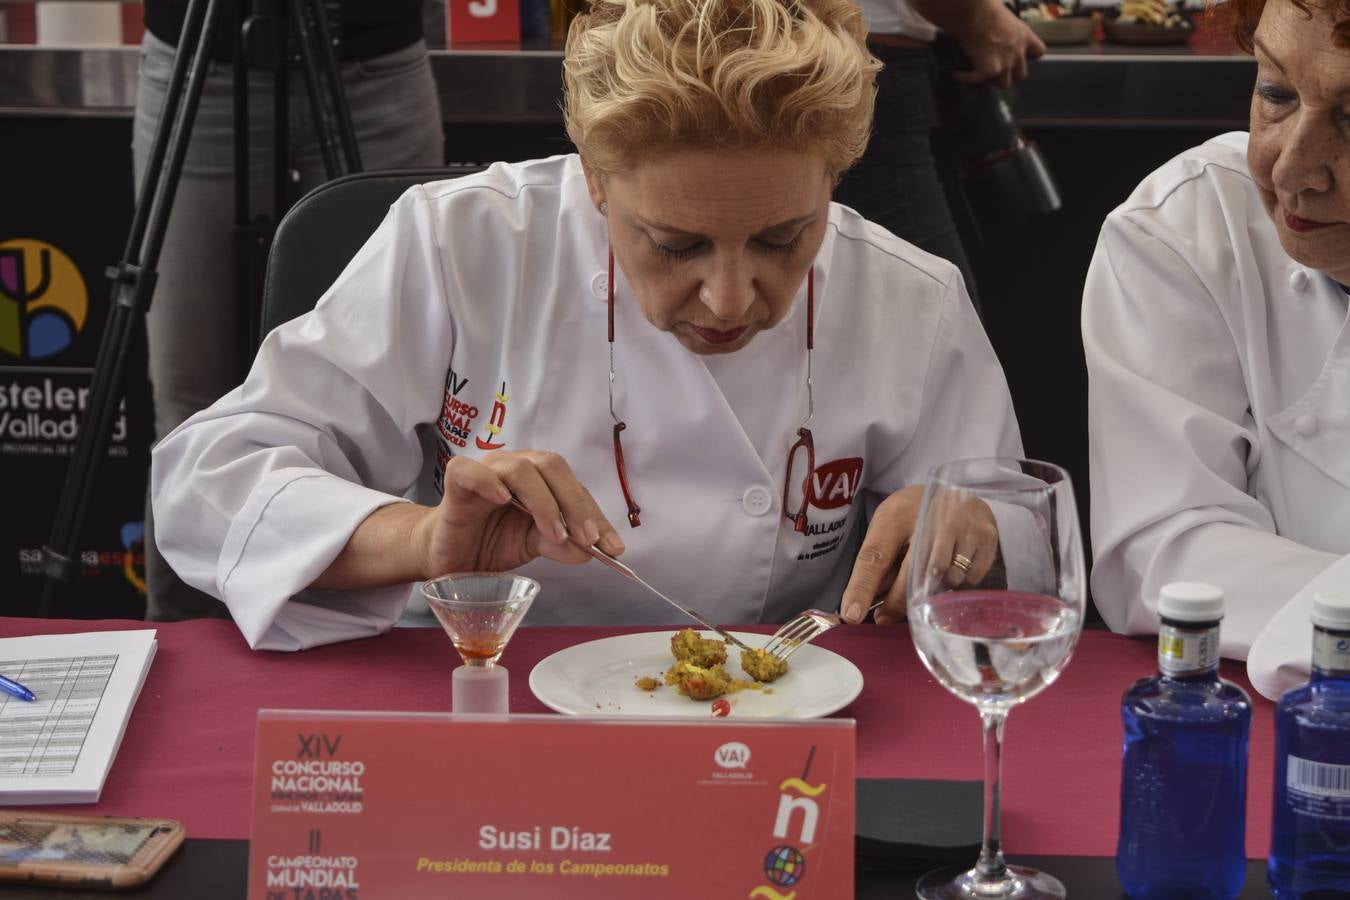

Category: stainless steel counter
[0, 43, 1255, 127]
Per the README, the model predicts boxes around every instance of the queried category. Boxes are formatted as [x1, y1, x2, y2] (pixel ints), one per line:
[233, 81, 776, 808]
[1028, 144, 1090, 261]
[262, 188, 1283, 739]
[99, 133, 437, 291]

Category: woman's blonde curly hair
[563, 0, 879, 177]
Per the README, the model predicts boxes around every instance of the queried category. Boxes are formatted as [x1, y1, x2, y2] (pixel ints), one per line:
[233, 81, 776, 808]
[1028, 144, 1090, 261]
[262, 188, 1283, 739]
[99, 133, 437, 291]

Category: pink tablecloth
[0, 617, 1276, 858]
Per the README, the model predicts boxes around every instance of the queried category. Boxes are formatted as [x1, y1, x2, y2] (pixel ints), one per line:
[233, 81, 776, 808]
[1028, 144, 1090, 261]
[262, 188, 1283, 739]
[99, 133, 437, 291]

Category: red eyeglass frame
[608, 250, 642, 527]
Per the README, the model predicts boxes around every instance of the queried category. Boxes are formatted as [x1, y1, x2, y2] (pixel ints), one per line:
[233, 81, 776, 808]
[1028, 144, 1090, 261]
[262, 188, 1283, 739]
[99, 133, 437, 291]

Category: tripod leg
[39, 0, 230, 614]
[287, 0, 342, 179]
[274, 2, 291, 218]
[305, 0, 362, 173]
[121, 0, 209, 272]
[234, 0, 266, 370]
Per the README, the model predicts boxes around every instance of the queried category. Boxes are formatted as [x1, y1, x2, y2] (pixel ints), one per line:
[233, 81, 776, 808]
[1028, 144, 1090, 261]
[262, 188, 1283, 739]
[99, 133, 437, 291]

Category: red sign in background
[249, 711, 855, 899]
[446, 0, 521, 45]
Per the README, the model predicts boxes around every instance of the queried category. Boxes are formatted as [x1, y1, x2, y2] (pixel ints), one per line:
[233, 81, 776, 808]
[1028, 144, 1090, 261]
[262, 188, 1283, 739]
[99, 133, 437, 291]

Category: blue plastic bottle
[1116, 582, 1252, 899]
[1269, 590, 1350, 898]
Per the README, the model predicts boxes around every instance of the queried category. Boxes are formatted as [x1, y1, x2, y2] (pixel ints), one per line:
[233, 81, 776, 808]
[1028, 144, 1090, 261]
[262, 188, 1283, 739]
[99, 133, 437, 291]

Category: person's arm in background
[907, 0, 1046, 87]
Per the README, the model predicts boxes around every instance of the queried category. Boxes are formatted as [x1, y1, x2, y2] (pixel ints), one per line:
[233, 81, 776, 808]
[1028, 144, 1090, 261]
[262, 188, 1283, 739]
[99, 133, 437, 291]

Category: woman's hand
[839, 486, 999, 626]
[412, 451, 625, 578]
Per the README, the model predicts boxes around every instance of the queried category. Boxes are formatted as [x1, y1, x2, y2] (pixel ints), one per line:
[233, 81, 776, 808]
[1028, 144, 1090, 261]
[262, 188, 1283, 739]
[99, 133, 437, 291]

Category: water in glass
[910, 589, 1080, 709]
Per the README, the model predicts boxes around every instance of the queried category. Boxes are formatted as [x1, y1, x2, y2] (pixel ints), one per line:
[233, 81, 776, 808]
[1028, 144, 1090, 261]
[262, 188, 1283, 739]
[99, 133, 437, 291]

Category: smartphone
[0, 811, 184, 888]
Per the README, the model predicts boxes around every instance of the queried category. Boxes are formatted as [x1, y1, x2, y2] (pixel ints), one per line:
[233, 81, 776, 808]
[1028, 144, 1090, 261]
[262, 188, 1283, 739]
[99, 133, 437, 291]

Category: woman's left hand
[840, 486, 1000, 626]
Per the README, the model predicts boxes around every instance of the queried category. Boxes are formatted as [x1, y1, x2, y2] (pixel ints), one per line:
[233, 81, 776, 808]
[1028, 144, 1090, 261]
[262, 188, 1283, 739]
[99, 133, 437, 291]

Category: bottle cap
[1157, 581, 1224, 623]
[1312, 591, 1350, 630]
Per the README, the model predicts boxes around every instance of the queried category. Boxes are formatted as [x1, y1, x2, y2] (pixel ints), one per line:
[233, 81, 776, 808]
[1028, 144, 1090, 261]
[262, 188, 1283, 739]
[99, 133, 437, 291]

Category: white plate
[528, 631, 864, 718]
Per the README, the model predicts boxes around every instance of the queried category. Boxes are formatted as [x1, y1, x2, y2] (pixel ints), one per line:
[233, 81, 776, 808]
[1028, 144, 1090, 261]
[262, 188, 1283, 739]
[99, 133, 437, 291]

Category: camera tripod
[38, 0, 363, 613]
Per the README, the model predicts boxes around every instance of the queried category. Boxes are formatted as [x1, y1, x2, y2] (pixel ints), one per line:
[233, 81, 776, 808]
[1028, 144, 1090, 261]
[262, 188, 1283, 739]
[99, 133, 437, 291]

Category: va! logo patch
[0, 239, 88, 360]
[809, 457, 863, 510]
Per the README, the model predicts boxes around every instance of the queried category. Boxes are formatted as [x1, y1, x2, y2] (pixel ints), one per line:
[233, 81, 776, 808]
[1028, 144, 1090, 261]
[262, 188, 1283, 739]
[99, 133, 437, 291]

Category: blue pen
[0, 673, 35, 702]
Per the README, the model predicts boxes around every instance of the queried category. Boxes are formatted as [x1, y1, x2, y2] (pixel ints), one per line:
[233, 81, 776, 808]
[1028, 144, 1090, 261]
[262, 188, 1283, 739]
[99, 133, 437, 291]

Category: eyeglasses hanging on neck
[605, 250, 817, 533]
[607, 249, 642, 527]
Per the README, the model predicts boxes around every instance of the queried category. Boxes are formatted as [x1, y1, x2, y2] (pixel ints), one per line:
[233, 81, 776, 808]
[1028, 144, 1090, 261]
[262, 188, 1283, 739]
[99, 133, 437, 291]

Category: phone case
[0, 811, 185, 888]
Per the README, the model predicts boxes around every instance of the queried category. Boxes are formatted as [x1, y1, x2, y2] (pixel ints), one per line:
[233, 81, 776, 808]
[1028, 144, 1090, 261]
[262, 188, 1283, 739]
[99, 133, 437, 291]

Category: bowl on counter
[1025, 15, 1096, 45]
[1102, 17, 1194, 44]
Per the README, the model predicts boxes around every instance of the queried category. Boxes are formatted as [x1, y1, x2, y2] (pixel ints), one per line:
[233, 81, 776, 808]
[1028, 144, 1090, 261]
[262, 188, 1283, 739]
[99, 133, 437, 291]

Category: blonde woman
[151, 0, 1021, 650]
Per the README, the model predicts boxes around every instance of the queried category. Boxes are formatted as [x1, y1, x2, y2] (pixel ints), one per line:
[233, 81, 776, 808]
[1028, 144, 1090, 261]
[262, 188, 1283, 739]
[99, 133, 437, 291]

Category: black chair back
[260, 166, 483, 340]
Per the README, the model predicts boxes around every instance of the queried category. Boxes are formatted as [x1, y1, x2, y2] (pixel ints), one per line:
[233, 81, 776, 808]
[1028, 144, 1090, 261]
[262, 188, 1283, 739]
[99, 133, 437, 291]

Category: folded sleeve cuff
[1248, 553, 1350, 699]
[218, 468, 413, 650]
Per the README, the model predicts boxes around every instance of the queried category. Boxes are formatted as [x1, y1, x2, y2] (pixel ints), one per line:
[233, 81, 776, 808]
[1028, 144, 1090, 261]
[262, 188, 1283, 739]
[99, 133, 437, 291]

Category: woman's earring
[599, 201, 608, 216]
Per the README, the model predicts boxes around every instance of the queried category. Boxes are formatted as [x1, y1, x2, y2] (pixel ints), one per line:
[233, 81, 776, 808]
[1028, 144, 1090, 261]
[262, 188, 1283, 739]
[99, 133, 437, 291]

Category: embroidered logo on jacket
[436, 367, 478, 449]
[795, 456, 863, 561]
[809, 457, 863, 510]
[475, 382, 510, 451]
[434, 366, 478, 495]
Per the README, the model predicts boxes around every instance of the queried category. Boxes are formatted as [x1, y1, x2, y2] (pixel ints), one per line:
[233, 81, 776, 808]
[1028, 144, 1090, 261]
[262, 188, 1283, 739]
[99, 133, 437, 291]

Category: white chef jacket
[1083, 132, 1350, 699]
[151, 154, 1021, 651]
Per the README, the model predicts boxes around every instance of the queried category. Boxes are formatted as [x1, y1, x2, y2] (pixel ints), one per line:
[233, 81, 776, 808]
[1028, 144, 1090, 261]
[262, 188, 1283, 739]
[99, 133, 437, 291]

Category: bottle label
[1286, 755, 1350, 821]
[1157, 624, 1219, 676]
[1313, 629, 1350, 673]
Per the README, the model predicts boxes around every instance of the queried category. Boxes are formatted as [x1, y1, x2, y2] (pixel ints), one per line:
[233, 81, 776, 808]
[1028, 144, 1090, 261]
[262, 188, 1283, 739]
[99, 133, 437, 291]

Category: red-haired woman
[1084, 0, 1350, 699]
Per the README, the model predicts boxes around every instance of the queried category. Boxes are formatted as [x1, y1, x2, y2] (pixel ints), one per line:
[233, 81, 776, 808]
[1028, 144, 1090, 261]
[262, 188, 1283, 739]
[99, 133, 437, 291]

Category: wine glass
[906, 458, 1086, 900]
[423, 573, 539, 667]
[423, 573, 539, 714]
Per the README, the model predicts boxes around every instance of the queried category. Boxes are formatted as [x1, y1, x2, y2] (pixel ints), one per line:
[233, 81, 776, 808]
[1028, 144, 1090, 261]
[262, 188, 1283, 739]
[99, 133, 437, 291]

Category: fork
[762, 599, 887, 661]
[506, 496, 755, 653]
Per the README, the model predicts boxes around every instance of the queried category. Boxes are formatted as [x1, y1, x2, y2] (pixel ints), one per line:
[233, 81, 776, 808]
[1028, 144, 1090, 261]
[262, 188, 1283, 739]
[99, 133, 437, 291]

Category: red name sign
[248, 711, 855, 899]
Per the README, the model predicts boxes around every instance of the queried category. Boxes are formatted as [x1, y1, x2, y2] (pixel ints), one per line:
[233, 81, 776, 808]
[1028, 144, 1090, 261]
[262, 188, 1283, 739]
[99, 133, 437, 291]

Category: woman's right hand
[412, 451, 625, 578]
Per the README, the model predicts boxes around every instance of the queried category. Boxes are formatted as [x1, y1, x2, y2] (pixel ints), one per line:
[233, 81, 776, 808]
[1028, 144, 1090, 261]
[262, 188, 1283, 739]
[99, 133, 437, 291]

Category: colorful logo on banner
[121, 521, 147, 595]
[763, 845, 807, 887]
[0, 239, 89, 360]
[749, 773, 831, 898]
[16, 521, 147, 594]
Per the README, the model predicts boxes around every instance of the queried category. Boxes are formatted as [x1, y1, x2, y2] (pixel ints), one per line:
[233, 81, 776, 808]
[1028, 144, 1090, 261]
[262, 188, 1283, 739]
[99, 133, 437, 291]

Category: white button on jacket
[590, 271, 608, 300]
[150, 155, 1022, 651]
[741, 487, 773, 517]
[1083, 133, 1350, 699]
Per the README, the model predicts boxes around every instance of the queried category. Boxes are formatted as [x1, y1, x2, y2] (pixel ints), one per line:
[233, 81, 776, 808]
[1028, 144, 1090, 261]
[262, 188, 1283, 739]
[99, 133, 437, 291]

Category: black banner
[2, 115, 153, 619]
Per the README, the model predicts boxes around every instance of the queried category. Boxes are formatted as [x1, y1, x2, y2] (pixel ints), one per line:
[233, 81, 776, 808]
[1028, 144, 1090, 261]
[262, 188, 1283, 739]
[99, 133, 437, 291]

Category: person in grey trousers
[133, 0, 445, 620]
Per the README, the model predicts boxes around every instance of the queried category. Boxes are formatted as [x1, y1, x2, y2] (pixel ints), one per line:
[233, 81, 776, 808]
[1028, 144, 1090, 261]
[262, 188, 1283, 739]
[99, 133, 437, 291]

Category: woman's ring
[951, 552, 974, 574]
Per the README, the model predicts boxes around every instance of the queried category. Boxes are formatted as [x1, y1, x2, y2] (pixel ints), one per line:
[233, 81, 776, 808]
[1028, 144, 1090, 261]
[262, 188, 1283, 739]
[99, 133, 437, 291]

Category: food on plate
[1019, 1, 1096, 44]
[659, 629, 789, 701]
[740, 647, 789, 683]
[1018, 2, 1088, 21]
[634, 675, 662, 692]
[1116, 0, 1187, 28]
[670, 628, 728, 667]
[665, 659, 733, 700]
